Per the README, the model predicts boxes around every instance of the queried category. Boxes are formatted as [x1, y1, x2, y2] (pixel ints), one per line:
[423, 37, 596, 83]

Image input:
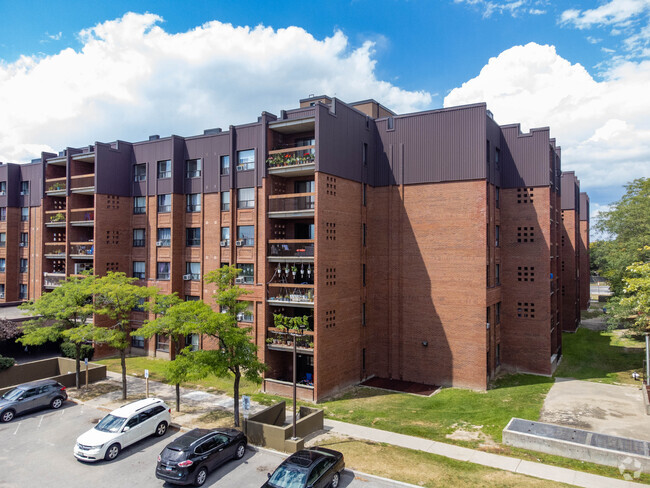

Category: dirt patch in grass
[194, 409, 241, 429]
[67, 382, 121, 401]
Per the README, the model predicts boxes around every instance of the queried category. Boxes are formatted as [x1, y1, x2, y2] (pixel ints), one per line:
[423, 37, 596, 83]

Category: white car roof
[110, 397, 167, 417]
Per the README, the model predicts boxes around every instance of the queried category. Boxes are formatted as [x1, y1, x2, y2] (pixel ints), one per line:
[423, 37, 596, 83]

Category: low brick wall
[0, 357, 106, 396]
[244, 401, 324, 453]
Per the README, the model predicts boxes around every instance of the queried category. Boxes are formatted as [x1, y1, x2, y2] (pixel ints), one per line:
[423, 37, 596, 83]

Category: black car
[0, 379, 68, 422]
[156, 428, 247, 486]
[262, 447, 345, 488]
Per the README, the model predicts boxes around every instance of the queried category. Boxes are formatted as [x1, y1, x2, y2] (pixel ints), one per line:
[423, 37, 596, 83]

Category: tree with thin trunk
[135, 297, 212, 411]
[91, 272, 159, 400]
[18, 274, 95, 388]
[194, 266, 266, 427]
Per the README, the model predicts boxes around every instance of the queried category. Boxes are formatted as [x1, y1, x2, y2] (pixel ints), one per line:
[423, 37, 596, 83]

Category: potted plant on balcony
[291, 265, 297, 278]
[50, 212, 65, 222]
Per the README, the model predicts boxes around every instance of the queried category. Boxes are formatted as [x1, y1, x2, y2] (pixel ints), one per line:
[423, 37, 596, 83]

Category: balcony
[268, 240, 314, 262]
[267, 285, 314, 308]
[70, 208, 94, 226]
[43, 272, 65, 289]
[268, 193, 315, 219]
[70, 243, 94, 259]
[44, 246, 66, 259]
[266, 146, 315, 176]
[267, 329, 314, 354]
[45, 178, 67, 196]
[45, 212, 66, 227]
[70, 174, 95, 194]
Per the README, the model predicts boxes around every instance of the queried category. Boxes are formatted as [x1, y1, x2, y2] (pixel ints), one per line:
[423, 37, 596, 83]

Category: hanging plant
[307, 264, 311, 277]
[300, 263, 305, 277]
[291, 265, 298, 277]
[284, 264, 290, 275]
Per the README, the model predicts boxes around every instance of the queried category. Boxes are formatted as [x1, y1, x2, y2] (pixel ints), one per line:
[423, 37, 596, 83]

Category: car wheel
[194, 466, 208, 486]
[234, 442, 246, 460]
[330, 472, 340, 488]
[104, 443, 121, 461]
[50, 397, 64, 409]
[1, 409, 15, 422]
[155, 421, 168, 437]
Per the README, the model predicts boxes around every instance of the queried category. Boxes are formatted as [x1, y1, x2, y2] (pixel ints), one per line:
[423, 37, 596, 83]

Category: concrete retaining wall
[245, 401, 324, 453]
[503, 418, 650, 473]
[0, 357, 107, 396]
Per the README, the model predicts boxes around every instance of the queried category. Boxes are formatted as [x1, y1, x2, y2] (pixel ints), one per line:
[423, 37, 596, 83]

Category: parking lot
[0, 402, 404, 488]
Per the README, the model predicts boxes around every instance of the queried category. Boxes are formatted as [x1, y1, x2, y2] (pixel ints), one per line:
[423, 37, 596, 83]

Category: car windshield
[1, 388, 24, 401]
[95, 414, 126, 433]
[268, 465, 308, 488]
[162, 447, 187, 462]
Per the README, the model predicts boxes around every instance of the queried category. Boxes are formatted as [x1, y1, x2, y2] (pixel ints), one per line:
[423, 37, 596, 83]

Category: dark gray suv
[0, 379, 68, 422]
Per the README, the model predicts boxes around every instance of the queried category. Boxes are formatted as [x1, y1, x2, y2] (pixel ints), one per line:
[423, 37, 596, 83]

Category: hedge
[0, 356, 15, 370]
[60, 342, 94, 362]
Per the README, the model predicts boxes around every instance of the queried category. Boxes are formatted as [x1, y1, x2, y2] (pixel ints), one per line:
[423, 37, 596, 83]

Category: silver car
[0, 379, 68, 422]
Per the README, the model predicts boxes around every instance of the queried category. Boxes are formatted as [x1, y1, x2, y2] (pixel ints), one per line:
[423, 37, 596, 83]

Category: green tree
[594, 178, 650, 295]
[194, 266, 266, 427]
[92, 272, 159, 400]
[607, 248, 650, 334]
[18, 275, 95, 388]
[135, 297, 212, 411]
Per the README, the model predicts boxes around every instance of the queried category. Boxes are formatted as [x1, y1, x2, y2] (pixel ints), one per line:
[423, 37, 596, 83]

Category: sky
[1, 0, 649, 225]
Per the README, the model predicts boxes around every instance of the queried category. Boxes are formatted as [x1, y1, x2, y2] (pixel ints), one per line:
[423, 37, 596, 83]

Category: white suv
[74, 397, 171, 462]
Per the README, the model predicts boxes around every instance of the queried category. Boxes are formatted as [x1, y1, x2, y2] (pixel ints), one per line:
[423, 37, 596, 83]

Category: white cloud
[0, 12, 432, 163]
[454, 0, 547, 18]
[560, 0, 650, 29]
[444, 42, 650, 197]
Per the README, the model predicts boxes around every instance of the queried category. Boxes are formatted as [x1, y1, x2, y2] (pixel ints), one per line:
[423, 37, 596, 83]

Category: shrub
[60, 342, 94, 361]
[0, 356, 15, 370]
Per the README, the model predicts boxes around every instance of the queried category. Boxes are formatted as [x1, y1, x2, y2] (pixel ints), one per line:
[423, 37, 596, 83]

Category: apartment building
[579, 192, 590, 310]
[0, 96, 588, 401]
[560, 172, 582, 332]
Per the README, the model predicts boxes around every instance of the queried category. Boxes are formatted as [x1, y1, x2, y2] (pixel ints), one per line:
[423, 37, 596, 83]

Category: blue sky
[1, 0, 649, 219]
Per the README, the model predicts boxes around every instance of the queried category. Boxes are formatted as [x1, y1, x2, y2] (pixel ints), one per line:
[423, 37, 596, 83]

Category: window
[133, 297, 146, 312]
[20, 181, 29, 195]
[0, 207, 5, 221]
[221, 227, 230, 246]
[0, 284, 4, 298]
[496, 343, 501, 366]
[496, 264, 501, 286]
[186, 228, 201, 247]
[134, 196, 146, 214]
[186, 334, 199, 352]
[131, 335, 145, 348]
[487, 264, 490, 287]
[237, 188, 255, 208]
[237, 304, 254, 323]
[237, 226, 254, 247]
[495, 225, 500, 247]
[486, 140, 490, 164]
[156, 334, 169, 352]
[185, 295, 200, 301]
[157, 228, 171, 246]
[220, 155, 230, 175]
[20, 233, 28, 247]
[362, 264, 366, 286]
[185, 158, 201, 178]
[20, 258, 28, 273]
[20, 207, 28, 222]
[186, 193, 201, 212]
[362, 223, 366, 247]
[295, 223, 314, 239]
[496, 302, 501, 324]
[495, 148, 501, 170]
[236, 149, 255, 171]
[157, 160, 171, 179]
[19, 284, 27, 300]
[237, 263, 254, 284]
[0, 259, 5, 272]
[157, 262, 170, 281]
[158, 194, 171, 213]
[496, 187, 500, 209]
[186, 262, 200, 280]
[363, 142, 368, 166]
[362, 303, 366, 326]
[133, 229, 145, 247]
[0, 233, 5, 247]
[0, 181, 5, 195]
[362, 184, 367, 206]
[221, 192, 230, 211]
[134, 164, 146, 182]
[133, 261, 145, 279]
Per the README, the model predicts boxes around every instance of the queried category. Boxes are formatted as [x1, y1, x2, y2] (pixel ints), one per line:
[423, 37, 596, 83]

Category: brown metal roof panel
[500, 125, 551, 188]
[561, 172, 579, 210]
[580, 192, 590, 222]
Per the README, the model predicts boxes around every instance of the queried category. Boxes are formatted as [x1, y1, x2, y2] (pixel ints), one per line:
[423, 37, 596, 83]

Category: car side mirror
[267, 473, 271, 479]
[123, 426, 131, 432]
[17, 396, 24, 401]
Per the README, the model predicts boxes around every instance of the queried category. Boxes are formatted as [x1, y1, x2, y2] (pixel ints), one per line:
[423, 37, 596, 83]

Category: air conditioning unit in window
[234, 277, 246, 284]
[486, 322, 490, 330]
[236, 312, 244, 321]
[156, 241, 164, 247]
[0, 293, 4, 299]
[19, 242, 26, 247]
[235, 240, 244, 247]
[183, 274, 192, 281]
[19, 191, 26, 196]
[220, 240, 228, 247]
[0, 191, 5, 196]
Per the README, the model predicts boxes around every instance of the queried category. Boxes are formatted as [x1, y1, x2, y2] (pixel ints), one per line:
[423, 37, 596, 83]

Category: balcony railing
[70, 209, 94, 223]
[268, 240, 314, 260]
[268, 286, 314, 308]
[70, 244, 94, 257]
[70, 174, 95, 192]
[46, 213, 66, 226]
[45, 178, 67, 194]
[43, 273, 65, 288]
[267, 329, 314, 352]
[268, 193, 315, 215]
[266, 145, 315, 170]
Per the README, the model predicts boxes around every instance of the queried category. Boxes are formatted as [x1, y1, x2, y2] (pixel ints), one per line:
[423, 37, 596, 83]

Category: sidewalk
[72, 372, 644, 488]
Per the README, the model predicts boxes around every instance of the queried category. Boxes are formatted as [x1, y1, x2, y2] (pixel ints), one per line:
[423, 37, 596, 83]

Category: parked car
[74, 397, 171, 462]
[0, 379, 68, 422]
[262, 447, 345, 488]
[155, 428, 247, 486]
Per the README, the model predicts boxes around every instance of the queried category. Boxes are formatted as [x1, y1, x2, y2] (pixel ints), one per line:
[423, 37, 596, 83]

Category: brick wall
[561, 209, 580, 331]
[579, 220, 590, 310]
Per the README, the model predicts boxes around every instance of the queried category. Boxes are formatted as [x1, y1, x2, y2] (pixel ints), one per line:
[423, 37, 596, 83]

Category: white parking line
[38, 416, 44, 428]
[13, 422, 20, 435]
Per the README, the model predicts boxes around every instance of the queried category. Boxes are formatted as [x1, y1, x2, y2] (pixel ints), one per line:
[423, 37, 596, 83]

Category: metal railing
[268, 194, 315, 213]
[70, 244, 94, 256]
[268, 240, 314, 258]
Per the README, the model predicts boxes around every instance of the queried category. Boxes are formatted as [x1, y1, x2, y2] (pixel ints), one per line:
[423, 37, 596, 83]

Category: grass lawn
[554, 328, 645, 385]
[314, 438, 570, 488]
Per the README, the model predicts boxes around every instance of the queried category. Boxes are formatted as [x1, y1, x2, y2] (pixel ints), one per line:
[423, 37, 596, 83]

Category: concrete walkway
[72, 372, 645, 488]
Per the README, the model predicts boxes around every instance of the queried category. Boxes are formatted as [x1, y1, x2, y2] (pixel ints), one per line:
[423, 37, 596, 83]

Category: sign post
[242, 395, 251, 420]
[84, 358, 89, 388]
[144, 369, 149, 398]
